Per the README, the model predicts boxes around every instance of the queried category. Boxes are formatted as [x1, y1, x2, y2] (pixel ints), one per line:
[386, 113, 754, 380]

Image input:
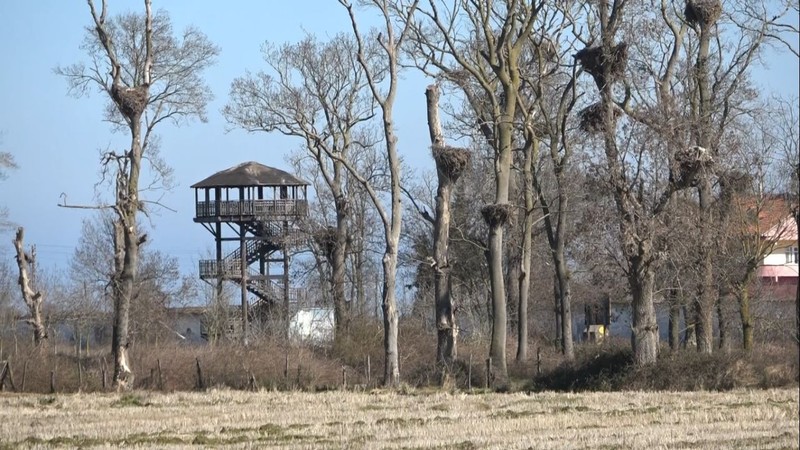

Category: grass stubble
[0, 388, 797, 449]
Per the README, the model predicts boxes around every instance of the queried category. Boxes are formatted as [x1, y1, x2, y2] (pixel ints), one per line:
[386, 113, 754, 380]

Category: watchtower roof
[191, 161, 308, 188]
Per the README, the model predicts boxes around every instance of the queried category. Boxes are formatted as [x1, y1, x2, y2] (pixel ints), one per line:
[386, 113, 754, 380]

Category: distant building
[756, 198, 798, 301]
[289, 307, 334, 342]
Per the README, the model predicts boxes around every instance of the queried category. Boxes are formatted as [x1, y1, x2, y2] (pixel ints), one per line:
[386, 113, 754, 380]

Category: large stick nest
[574, 43, 628, 89]
[111, 85, 148, 119]
[432, 145, 471, 181]
[578, 102, 622, 133]
[685, 0, 722, 27]
[481, 204, 513, 228]
[719, 170, 752, 197]
[313, 227, 338, 259]
[671, 145, 714, 188]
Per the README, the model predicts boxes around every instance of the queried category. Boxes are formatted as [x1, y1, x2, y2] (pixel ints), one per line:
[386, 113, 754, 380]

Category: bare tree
[224, 33, 377, 345]
[404, 0, 542, 385]
[336, 0, 418, 386]
[425, 84, 470, 382]
[12, 228, 47, 346]
[770, 96, 799, 346]
[56, 0, 218, 389]
[69, 213, 188, 346]
[580, 0, 672, 365]
[682, 0, 795, 353]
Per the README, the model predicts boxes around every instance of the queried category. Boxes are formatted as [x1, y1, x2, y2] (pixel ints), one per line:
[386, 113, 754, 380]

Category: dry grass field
[0, 388, 797, 449]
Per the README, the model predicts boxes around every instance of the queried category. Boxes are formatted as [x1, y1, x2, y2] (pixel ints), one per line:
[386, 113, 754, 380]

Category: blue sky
[0, 1, 797, 277]
[0, 1, 432, 275]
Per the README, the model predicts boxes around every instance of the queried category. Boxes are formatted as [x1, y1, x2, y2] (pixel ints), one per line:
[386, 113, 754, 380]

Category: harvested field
[0, 388, 797, 449]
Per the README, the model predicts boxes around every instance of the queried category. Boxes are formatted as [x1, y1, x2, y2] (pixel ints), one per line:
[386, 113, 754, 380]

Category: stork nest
[578, 102, 622, 133]
[719, 170, 752, 197]
[685, 0, 722, 26]
[481, 204, 513, 228]
[432, 145, 471, 181]
[671, 145, 714, 188]
[111, 85, 148, 119]
[313, 227, 338, 259]
[574, 43, 628, 89]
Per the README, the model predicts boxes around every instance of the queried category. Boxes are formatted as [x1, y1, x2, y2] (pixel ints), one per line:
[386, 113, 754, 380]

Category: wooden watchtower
[192, 161, 308, 341]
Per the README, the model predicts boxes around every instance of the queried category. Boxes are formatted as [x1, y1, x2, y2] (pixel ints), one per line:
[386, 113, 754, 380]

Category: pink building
[756, 200, 798, 301]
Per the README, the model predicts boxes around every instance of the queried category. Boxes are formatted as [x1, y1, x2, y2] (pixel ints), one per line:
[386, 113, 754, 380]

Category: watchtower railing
[195, 199, 308, 219]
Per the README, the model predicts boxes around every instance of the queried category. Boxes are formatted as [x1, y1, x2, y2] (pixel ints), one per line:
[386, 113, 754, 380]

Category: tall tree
[682, 0, 794, 352]
[405, 0, 541, 385]
[338, 0, 418, 386]
[581, 0, 673, 365]
[224, 33, 376, 345]
[523, 3, 584, 360]
[69, 213, 188, 346]
[425, 84, 470, 382]
[12, 228, 47, 346]
[57, 0, 218, 389]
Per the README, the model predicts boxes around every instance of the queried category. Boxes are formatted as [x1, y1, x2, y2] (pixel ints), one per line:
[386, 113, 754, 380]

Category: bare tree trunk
[668, 288, 681, 350]
[596, 0, 658, 365]
[629, 259, 659, 365]
[692, 13, 716, 355]
[553, 274, 562, 350]
[556, 257, 573, 360]
[695, 178, 716, 354]
[487, 222, 507, 383]
[738, 280, 754, 351]
[12, 228, 47, 346]
[717, 292, 729, 352]
[516, 140, 533, 362]
[332, 192, 350, 343]
[382, 249, 400, 386]
[426, 85, 468, 381]
[683, 304, 696, 349]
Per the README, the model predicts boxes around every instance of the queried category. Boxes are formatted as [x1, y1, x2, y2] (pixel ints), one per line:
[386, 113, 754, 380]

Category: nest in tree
[719, 170, 752, 196]
[574, 43, 628, 89]
[481, 203, 513, 228]
[578, 102, 622, 133]
[432, 145, 471, 181]
[685, 0, 722, 26]
[111, 85, 148, 119]
[671, 145, 714, 188]
[313, 227, 338, 259]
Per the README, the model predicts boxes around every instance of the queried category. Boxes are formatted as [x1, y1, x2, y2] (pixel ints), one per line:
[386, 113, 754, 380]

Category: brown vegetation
[0, 387, 796, 448]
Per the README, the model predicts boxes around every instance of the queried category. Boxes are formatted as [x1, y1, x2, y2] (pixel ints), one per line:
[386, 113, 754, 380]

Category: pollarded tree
[404, 0, 543, 386]
[682, 0, 796, 353]
[425, 84, 471, 382]
[224, 33, 378, 345]
[56, 0, 218, 389]
[12, 228, 47, 346]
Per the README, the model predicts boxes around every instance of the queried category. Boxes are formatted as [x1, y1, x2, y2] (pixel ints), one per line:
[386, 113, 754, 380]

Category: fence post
[341, 366, 347, 390]
[21, 359, 29, 392]
[195, 357, 205, 391]
[77, 359, 83, 392]
[157, 359, 164, 391]
[100, 357, 106, 391]
[366, 355, 371, 387]
[467, 354, 472, 390]
[50, 369, 56, 394]
[485, 357, 492, 389]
